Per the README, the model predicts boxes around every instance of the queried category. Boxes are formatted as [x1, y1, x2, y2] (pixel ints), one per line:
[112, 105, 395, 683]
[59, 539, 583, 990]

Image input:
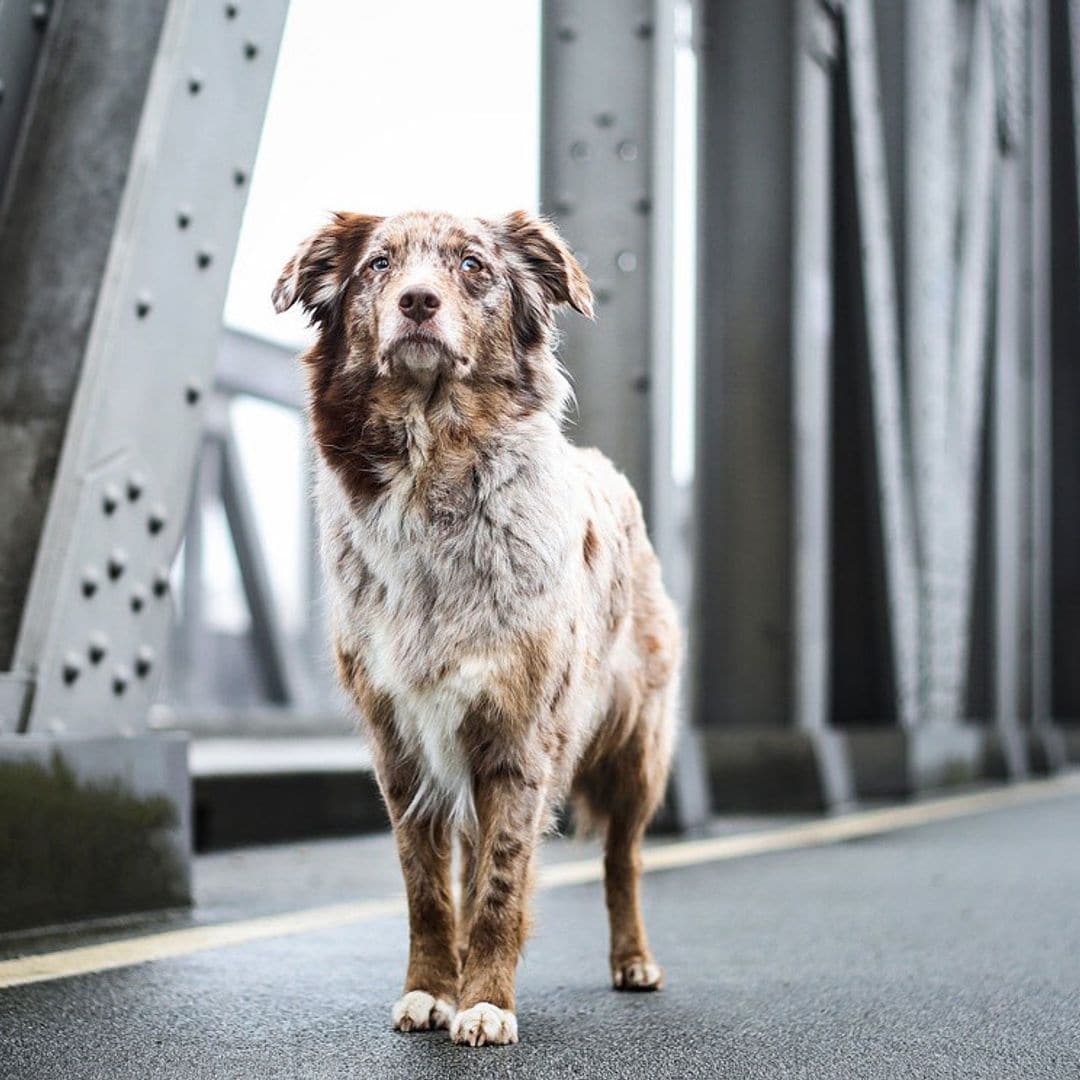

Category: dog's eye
[460, 255, 483, 273]
[370, 256, 390, 272]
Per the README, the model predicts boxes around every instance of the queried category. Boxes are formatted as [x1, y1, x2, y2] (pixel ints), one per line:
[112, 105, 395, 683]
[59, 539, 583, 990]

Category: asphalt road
[1, 786, 1078, 1079]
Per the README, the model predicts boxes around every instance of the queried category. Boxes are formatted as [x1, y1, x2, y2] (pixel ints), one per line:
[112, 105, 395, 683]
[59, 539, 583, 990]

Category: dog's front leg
[451, 768, 544, 1047]
[389, 813, 459, 1032]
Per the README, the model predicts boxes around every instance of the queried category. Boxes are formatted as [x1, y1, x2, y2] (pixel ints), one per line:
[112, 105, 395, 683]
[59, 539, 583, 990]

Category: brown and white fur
[273, 209, 680, 1047]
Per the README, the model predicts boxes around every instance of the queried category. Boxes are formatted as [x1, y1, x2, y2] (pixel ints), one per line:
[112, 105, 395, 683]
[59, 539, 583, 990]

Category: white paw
[450, 1002, 519, 1046]
[392, 990, 456, 1032]
[612, 957, 664, 991]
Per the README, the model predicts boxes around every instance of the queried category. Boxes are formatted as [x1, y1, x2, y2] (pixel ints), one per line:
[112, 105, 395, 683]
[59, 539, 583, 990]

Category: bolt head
[135, 647, 155, 678]
[62, 654, 81, 684]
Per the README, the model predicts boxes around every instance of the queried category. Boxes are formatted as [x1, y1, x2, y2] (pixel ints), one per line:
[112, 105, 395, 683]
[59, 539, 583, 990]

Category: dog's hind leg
[580, 687, 674, 992]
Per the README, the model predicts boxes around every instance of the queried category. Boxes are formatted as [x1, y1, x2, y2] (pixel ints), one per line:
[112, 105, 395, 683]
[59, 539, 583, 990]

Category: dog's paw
[392, 990, 456, 1032]
[612, 957, 664, 991]
[450, 1002, 518, 1046]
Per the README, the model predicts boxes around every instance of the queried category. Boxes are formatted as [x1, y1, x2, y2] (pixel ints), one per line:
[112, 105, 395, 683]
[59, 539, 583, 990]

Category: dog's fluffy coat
[274, 209, 680, 1046]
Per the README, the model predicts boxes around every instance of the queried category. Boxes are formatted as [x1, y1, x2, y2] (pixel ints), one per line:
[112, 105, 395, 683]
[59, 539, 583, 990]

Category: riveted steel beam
[541, 0, 656, 510]
[7, 0, 289, 735]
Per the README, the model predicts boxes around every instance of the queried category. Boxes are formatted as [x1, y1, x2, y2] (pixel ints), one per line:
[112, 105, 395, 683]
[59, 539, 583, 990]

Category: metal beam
[1029, 0, 1054, 736]
[950, 2, 998, 724]
[216, 419, 306, 708]
[8, 0, 290, 735]
[792, 0, 837, 735]
[841, 0, 921, 729]
[0, 0, 172, 682]
[907, 0, 958, 727]
[540, 0, 656, 508]
[0, 0, 52, 205]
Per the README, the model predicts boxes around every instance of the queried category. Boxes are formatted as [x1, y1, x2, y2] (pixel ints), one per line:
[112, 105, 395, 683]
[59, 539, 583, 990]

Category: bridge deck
[2, 779, 1078, 1079]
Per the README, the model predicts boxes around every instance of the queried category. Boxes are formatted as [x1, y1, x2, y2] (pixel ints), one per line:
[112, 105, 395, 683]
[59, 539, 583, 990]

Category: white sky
[224, 0, 541, 350]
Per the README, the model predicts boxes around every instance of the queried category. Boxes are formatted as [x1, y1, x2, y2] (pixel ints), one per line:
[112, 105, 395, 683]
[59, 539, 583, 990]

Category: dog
[273, 209, 680, 1047]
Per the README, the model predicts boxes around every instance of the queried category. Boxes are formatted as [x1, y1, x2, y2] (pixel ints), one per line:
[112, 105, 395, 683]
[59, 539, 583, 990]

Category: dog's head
[272, 209, 592, 421]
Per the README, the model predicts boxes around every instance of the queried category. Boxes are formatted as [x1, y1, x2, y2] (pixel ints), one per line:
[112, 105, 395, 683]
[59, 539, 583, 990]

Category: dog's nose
[398, 288, 442, 324]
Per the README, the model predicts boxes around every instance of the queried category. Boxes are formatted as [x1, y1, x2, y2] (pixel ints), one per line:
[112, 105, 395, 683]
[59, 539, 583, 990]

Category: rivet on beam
[88, 635, 108, 664]
[61, 654, 81, 685]
[135, 647, 155, 678]
[107, 549, 127, 580]
[112, 668, 130, 696]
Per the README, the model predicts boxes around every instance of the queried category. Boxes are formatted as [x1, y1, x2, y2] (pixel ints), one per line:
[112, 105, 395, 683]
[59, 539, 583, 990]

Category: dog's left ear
[272, 212, 383, 323]
[496, 210, 594, 319]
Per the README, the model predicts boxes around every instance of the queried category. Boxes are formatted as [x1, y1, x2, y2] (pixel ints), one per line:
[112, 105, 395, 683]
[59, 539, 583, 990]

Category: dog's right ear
[272, 212, 383, 323]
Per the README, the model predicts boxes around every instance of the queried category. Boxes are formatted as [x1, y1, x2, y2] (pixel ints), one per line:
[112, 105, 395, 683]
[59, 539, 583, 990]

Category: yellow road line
[2, 773, 1077, 990]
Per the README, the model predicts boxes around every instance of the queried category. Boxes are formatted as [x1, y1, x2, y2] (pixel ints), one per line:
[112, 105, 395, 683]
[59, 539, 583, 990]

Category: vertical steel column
[692, 0, 852, 809]
[695, 0, 795, 733]
[906, 0, 958, 727]
[1028, 0, 1063, 766]
[792, 0, 837, 736]
[842, 0, 921, 729]
[991, 0, 1032, 777]
[541, 0, 656, 508]
[951, 2, 999, 727]
[649, 0, 710, 828]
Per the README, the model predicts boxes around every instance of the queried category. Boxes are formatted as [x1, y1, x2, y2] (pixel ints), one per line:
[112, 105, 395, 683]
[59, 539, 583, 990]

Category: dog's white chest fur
[366, 625, 500, 823]
[316, 429, 575, 826]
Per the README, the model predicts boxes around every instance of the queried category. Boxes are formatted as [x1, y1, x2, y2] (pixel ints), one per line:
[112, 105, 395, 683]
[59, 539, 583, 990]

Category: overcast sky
[224, 0, 541, 349]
